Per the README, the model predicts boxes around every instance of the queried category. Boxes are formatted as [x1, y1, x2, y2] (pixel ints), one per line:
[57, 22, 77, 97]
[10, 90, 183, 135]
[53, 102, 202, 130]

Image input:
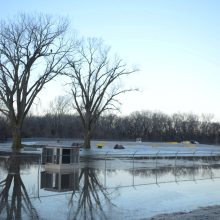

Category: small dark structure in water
[114, 144, 125, 149]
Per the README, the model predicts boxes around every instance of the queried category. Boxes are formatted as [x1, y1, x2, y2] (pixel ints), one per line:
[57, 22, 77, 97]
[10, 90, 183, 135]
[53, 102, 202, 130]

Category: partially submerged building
[41, 145, 80, 170]
[41, 145, 80, 192]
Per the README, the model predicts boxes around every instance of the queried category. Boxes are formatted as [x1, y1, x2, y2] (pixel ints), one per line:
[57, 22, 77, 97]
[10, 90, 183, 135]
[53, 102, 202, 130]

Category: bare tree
[46, 95, 71, 137]
[48, 95, 71, 115]
[0, 13, 71, 150]
[67, 38, 137, 148]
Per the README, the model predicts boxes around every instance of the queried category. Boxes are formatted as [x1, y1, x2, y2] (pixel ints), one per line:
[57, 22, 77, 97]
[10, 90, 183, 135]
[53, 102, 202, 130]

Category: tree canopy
[0, 13, 71, 149]
[67, 38, 137, 148]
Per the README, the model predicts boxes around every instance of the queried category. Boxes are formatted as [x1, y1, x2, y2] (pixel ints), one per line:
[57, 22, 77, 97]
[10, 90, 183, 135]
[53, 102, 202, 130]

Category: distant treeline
[0, 111, 219, 144]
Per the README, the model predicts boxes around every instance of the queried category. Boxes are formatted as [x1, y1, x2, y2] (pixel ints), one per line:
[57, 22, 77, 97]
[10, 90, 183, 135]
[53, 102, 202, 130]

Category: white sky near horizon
[1, 0, 220, 120]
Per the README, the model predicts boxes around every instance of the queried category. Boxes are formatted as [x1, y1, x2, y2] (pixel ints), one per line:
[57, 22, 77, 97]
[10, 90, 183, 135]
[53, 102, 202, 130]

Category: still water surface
[0, 153, 220, 220]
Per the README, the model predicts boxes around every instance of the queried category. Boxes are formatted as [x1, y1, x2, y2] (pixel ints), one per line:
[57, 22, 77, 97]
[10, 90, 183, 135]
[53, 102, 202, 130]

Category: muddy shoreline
[147, 205, 220, 220]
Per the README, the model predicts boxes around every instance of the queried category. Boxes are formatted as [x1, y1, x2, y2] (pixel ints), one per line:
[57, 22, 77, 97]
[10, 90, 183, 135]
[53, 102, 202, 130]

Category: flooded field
[1, 149, 220, 220]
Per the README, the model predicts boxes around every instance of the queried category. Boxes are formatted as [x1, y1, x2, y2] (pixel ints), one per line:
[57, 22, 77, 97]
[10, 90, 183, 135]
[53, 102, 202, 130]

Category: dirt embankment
[147, 205, 220, 220]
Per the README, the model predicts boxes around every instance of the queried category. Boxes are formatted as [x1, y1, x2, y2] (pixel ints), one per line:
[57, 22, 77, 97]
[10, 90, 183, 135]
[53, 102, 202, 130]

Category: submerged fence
[2, 149, 220, 170]
[78, 149, 220, 188]
[1, 149, 220, 199]
[81, 150, 220, 167]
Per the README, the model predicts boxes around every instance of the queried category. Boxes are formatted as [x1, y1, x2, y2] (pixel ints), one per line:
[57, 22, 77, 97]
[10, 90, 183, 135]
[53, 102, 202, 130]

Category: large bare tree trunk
[84, 127, 91, 149]
[12, 124, 22, 150]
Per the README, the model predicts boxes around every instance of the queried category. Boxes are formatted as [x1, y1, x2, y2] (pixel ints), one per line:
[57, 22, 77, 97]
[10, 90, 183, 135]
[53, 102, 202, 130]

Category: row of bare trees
[1, 111, 219, 144]
[1, 13, 219, 149]
[0, 13, 136, 150]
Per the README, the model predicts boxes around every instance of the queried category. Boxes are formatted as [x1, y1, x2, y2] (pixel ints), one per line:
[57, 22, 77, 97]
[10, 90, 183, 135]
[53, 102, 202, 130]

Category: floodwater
[0, 152, 220, 220]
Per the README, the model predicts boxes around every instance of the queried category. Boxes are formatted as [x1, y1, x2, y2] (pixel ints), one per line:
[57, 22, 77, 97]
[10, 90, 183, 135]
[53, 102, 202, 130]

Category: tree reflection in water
[68, 167, 116, 220]
[0, 152, 39, 220]
[67, 160, 218, 219]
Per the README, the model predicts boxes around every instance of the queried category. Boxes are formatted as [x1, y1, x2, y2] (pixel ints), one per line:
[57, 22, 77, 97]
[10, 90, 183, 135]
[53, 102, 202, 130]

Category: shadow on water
[0, 151, 40, 220]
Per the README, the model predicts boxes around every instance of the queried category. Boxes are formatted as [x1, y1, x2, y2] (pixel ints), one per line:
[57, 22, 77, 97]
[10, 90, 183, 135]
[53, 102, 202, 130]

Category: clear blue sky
[1, 1, 220, 120]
